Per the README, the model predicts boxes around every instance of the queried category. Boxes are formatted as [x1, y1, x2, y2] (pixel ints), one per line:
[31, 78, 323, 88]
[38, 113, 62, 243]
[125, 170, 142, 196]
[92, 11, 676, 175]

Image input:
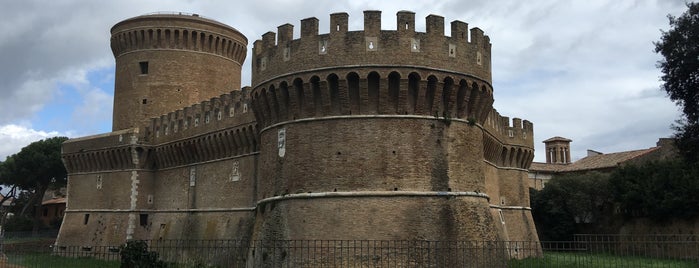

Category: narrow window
[142, 99, 147, 104]
[84, 214, 90, 225]
[139, 61, 149, 74]
[139, 214, 148, 227]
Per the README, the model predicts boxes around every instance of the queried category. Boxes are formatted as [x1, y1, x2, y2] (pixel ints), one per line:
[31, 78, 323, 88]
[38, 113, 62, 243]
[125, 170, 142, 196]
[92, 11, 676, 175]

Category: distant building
[528, 137, 676, 189]
[40, 189, 66, 228]
[40, 198, 65, 228]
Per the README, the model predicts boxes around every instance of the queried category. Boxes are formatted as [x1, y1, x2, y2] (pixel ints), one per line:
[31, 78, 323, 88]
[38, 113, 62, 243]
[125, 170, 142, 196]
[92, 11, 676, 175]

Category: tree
[610, 160, 699, 221]
[0, 136, 68, 234]
[530, 172, 613, 240]
[655, 2, 699, 162]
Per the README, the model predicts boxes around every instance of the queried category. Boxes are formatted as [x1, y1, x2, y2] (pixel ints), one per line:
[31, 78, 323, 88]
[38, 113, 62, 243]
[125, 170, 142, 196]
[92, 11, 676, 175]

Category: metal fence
[1, 237, 698, 267]
[573, 234, 699, 260]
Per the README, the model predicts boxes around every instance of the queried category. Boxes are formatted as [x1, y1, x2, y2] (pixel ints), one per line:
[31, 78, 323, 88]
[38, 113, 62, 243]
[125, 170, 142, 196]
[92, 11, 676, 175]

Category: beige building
[529, 137, 676, 190]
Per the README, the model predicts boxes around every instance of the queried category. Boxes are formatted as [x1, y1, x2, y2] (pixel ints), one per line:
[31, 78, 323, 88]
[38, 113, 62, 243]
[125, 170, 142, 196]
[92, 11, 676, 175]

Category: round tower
[250, 10, 500, 246]
[110, 12, 247, 131]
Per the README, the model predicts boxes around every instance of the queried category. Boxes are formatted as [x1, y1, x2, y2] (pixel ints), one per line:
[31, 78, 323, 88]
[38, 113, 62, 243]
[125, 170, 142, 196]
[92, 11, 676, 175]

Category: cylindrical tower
[250, 10, 499, 243]
[110, 13, 247, 131]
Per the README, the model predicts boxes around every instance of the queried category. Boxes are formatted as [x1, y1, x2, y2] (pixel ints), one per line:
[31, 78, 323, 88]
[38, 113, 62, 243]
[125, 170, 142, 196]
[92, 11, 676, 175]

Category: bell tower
[543, 136, 572, 164]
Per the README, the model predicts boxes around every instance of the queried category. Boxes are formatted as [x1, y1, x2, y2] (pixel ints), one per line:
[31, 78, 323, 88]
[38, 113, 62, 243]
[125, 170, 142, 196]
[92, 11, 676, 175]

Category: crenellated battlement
[484, 109, 534, 147]
[142, 87, 256, 144]
[110, 13, 247, 64]
[480, 109, 535, 169]
[251, 10, 492, 87]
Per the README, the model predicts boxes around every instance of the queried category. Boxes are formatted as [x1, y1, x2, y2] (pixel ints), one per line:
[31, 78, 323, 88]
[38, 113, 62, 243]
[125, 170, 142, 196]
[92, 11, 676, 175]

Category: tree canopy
[610, 160, 699, 221]
[0, 136, 68, 232]
[530, 172, 613, 240]
[655, 2, 699, 162]
[530, 160, 699, 240]
[0, 136, 68, 190]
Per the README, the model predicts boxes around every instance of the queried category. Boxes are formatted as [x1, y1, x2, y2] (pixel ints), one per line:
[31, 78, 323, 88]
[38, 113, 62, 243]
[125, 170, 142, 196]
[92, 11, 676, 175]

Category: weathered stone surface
[57, 11, 540, 262]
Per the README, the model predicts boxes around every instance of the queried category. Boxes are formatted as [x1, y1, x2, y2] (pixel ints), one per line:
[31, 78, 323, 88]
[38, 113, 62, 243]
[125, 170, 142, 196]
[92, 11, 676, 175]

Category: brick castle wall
[111, 14, 247, 131]
[57, 10, 540, 262]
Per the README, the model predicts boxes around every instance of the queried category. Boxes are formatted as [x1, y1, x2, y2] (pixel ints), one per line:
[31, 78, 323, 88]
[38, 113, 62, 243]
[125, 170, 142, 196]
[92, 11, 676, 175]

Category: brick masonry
[57, 10, 540, 262]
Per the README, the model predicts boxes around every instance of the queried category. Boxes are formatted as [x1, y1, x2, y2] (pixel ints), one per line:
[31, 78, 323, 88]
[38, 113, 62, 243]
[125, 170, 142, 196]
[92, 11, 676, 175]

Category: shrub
[119, 240, 166, 268]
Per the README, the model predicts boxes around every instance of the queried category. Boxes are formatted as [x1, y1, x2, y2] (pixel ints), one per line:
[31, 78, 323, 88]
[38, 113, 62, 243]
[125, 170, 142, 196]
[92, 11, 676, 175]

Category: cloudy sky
[0, 0, 688, 162]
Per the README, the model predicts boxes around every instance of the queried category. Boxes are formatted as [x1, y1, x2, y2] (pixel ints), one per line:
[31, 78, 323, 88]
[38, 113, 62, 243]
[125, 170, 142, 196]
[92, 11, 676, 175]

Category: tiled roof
[530, 147, 659, 173]
[562, 147, 658, 172]
[42, 197, 66, 205]
[529, 162, 568, 172]
[1, 197, 13, 207]
[543, 136, 572, 142]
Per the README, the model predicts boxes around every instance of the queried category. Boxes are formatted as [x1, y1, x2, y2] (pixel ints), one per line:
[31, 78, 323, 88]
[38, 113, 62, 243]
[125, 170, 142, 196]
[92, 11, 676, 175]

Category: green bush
[3, 215, 34, 232]
[530, 172, 613, 240]
[610, 160, 699, 221]
[120, 240, 166, 268]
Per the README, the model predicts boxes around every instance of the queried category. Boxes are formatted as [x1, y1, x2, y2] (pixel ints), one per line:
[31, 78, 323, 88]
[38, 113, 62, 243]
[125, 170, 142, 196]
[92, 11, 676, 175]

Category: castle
[57, 10, 539, 262]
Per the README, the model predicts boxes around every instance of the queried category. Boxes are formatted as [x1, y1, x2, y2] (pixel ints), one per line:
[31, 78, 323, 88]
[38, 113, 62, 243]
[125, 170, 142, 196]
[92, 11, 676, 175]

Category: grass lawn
[6, 253, 120, 268]
[510, 251, 698, 268]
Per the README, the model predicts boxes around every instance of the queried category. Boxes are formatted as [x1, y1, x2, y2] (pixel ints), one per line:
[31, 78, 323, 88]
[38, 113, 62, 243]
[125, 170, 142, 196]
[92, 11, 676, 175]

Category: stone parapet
[251, 11, 491, 87]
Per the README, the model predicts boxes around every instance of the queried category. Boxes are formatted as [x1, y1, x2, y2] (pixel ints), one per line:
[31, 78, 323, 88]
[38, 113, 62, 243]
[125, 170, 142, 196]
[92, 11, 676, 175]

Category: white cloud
[0, 0, 690, 163]
[0, 124, 68, 161]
